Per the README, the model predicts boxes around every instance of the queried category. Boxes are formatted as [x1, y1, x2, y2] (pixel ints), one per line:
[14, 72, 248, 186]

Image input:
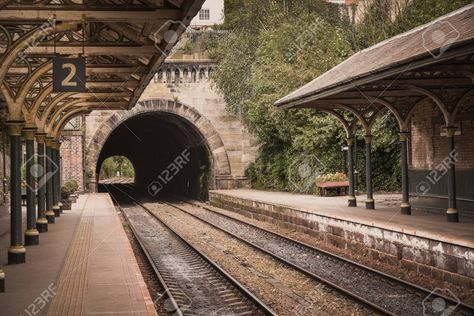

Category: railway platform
[209, 189, 474, 288]
[0, 193, 156, 316]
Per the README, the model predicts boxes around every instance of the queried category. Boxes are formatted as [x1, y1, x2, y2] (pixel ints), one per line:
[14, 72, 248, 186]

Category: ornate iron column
[347, 137, 357, 207]
[0, 266, 4, 292]
[446, 127, 458, 222]
[52, 141, 61, 216]
[400, 132, 411, 215]
[36, 133, 48, 232]
[45, 138, 55, 223]
[23, 128, 39, 245]
[7, 121, 26, 264]
[365, 135, 374, 209]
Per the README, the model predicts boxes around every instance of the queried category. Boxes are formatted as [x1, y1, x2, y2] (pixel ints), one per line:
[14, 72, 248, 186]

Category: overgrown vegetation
[211, 0, 471, 193]
[99, 156, 135, 180]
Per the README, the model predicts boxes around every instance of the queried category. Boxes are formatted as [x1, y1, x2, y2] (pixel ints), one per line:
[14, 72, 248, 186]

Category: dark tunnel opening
[96, 111, 211, 200]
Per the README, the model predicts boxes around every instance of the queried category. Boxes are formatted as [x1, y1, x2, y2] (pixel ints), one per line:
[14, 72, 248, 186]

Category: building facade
[191, 0, 224, 28]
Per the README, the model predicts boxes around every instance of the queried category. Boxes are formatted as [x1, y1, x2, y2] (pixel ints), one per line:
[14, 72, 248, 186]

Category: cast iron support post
[446, 127, 459, 222]
[347, 137, 357, 207]
[0, 266, 4, 292]
[7, 121, 26, 264]
[45, 138, 55, 223]
[24, 128, 39, 245]
[51, 141, 60, 218]
[400, 132, 411, 215]
[56, 141, 63, 213]
[353, 134, 358, 197]
[365, 135, 374, 209]
[36, 134, 48, 232]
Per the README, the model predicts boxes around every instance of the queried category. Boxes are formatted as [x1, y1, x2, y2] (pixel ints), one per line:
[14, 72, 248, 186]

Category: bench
[316, 181, 349, 196]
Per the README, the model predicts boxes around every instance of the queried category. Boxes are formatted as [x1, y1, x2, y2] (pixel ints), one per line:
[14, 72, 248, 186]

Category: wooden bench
[316, 181, 349, 196]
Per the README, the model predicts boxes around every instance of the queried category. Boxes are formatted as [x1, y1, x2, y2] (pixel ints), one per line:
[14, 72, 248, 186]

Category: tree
[213, 0, 471, 193]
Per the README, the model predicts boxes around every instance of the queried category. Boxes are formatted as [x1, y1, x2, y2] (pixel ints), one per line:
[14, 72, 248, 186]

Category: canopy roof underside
[0, 0, 204, 135]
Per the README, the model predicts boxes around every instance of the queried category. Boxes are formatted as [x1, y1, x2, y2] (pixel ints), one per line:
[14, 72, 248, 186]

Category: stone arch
[86, 98, 232, 192]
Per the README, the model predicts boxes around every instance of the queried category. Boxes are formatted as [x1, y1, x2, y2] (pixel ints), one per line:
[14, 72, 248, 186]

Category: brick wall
[409, 98, 474, 213]
[60, 131, 84, 191]
[410, 99, 474, 170]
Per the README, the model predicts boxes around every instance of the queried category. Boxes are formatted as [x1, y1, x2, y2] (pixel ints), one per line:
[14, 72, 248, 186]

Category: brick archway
[86, 98, 232, 192]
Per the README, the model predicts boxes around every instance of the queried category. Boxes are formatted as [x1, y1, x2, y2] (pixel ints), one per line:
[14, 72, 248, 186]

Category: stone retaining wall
[210, 192, 474, 289]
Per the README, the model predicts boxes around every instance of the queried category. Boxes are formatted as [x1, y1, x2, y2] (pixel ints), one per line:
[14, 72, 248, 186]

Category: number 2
[62, 63, 78, 87]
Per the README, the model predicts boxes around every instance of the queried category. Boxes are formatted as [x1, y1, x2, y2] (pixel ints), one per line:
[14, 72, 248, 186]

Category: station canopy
[0, 0, 204, 134]
[275, 4, 474, 134]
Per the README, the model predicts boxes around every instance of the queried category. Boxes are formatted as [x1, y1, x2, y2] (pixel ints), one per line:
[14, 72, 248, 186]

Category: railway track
[154, 197, 474, 316]
[106, 184, 276, 316]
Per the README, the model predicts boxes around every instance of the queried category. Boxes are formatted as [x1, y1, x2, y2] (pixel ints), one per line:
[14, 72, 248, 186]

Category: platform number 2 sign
[53, 57, 86, 92]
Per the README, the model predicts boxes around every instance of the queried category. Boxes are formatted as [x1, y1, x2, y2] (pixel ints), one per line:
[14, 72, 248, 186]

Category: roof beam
[105, 23, 156, 45]
[25, 46, 158, 55]
[376, 78, 473, 86]
[8, 66, 148, 75]
[0, 9, 181, 22]
[86, 81, 140, 88]
[0, 0, 10, 9]
[71, 92, 132, 98]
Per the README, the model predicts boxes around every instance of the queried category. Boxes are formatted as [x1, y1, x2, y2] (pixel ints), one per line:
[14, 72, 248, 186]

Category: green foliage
[61, 180, 78, 200]
[99, 156, 135, 180]
[215, 0, 470, 194]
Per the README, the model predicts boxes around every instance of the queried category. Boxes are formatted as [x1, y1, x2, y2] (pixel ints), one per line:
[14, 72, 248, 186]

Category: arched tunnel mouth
[96, 111, 212, 200]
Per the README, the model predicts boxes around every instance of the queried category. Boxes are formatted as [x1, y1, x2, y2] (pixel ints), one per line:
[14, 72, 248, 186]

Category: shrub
[61, 185, 72, 200]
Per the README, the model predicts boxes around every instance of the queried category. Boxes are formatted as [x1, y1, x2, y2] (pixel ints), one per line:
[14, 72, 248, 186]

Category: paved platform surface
[0, 193, 156, 316]
[212, 189, 474, 248]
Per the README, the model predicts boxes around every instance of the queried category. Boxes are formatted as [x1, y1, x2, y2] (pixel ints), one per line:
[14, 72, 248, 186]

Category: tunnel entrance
[96, 111, 212, 200]
[98, 156, 135, 184]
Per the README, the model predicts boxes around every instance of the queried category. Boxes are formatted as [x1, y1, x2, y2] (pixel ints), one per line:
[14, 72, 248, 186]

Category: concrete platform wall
[210, 192, 474, 288]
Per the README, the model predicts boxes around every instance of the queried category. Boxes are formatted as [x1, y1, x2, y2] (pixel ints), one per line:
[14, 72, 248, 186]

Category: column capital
[6, 121, 24, 136]
[36, 133, 47, 143]
[22, 127, 37, 140]
[45, 137, 55, 147]
[346, 138, 354, 145]
[445, 126, 456, 138]
[399, 132, 410, 141]
[52, 140, 61, 150]
[364, 135, 373, 143]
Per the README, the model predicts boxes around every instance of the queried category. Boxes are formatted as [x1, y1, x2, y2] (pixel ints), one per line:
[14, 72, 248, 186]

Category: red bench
[316, 181, 349, 196]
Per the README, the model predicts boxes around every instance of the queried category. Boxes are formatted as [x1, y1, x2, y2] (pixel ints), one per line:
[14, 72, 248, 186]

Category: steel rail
[105, 185, 183, 316]
[164, 197, 474, 316]
[107, 184, 277, 316]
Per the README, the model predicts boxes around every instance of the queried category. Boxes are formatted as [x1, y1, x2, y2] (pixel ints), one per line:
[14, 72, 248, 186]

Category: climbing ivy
[211, 0, 472, 193]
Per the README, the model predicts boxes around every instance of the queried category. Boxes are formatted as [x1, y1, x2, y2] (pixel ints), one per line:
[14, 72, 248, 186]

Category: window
[199, 9, 210, 20]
